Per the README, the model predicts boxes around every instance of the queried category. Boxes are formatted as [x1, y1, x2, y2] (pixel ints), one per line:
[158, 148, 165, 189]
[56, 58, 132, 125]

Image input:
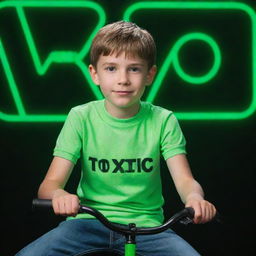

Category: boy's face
[89, 52, 156, 117]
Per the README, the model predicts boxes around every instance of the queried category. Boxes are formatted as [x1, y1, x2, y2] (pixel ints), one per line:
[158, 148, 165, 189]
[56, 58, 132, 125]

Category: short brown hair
[90, 21, 156, 69]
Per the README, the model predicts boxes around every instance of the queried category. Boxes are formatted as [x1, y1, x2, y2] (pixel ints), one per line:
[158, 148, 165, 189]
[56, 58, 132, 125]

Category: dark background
[1, 0, 255, 255]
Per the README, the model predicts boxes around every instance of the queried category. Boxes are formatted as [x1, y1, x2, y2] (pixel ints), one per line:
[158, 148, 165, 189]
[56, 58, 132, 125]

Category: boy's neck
[104, 101, 140, 119]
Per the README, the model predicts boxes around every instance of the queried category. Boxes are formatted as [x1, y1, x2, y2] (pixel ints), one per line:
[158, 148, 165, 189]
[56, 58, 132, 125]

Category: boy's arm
[166, 154, 216, 224]
[38, 156, 80, 216]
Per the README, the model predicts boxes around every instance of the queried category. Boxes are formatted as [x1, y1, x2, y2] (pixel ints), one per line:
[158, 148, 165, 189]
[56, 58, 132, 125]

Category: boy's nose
[118, 71, 130, 85]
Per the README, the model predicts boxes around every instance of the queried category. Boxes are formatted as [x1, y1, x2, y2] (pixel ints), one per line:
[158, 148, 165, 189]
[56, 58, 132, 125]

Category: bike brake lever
[179, 217, 194, 225]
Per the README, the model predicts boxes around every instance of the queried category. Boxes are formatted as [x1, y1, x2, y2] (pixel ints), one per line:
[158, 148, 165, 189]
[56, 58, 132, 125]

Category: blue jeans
[15, 219, 200, 256]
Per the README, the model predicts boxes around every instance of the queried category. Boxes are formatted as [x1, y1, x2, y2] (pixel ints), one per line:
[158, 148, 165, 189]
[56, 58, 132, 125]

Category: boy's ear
[146, 65, 157, 86]
[89, 64, 100, 85]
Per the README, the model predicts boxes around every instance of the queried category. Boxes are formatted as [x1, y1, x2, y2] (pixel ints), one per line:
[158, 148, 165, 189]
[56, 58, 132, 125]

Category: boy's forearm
[178, 179, 205, 205]
[166, 155, 205, 204]
[38, 156, 75, 199]
[38, 179, 67, 199]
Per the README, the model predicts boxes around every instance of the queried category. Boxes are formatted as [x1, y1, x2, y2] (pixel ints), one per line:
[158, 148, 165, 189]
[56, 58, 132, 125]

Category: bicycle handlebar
[32, 199, 195, 236]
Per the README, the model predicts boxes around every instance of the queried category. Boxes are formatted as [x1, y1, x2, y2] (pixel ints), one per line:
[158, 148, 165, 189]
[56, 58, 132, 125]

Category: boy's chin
[106, 99, 140, 110]
[113, 100, 139, 109]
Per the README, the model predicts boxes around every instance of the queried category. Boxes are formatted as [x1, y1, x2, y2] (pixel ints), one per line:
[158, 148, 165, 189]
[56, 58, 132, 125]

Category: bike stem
[124, 223, 137, 256]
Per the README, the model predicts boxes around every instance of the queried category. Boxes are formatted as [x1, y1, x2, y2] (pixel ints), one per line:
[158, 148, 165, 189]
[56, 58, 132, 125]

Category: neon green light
[0, 1, 255, 122]
[0, 1, 105, 122]
[0, 40, 26, 116]
[147, 32, 221, 103]
[124, 1, 256, 120]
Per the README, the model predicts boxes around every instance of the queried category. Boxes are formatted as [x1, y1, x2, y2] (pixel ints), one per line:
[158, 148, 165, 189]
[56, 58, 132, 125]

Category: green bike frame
[125, 243, 136, 256]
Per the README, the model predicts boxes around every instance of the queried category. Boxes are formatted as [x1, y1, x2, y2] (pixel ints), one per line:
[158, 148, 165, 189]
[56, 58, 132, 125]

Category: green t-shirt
[53, 100, 186, 227]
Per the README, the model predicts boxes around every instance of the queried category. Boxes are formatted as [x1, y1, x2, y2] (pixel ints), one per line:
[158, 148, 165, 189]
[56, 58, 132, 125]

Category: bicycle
[33, 198, 196, 256]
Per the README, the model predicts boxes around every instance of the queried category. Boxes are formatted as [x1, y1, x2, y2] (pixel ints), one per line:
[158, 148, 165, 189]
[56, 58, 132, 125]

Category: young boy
[16, 21, 216, 256]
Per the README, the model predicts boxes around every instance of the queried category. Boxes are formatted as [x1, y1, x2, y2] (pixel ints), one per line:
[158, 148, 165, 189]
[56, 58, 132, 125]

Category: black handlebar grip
[32, 198, 52, 210]
[186, 207, 195, 219]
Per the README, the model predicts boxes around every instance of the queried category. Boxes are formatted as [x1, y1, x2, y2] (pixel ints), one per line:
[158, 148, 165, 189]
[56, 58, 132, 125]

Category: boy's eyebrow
[128, 63, 145, 66]
[101, 62, 146, 66]
[102, 62, 118, 66]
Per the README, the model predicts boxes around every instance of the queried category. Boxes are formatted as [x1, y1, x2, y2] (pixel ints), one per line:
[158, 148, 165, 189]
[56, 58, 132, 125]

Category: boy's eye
[105, 66, 116, 72]
[129, 67, 141, 72]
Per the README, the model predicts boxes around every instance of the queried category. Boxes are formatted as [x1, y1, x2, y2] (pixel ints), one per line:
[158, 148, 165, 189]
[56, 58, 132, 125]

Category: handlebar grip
[185, 207, 195, 219]
[177, 207, 195, 225]
[32, 199, 52, 210]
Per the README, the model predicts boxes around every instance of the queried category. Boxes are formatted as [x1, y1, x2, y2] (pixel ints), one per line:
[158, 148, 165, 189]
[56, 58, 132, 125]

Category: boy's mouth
[113, 90, 133, 95]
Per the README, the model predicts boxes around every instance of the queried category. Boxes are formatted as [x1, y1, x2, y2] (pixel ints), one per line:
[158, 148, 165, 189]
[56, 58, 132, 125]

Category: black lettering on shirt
[99, 159, 110, 172]
[141, 158, 153, 172]
[88, 157, 153, 173]
[125, 159, 136, 173]
[89, 157, 97, 171]
[112, 159, 125, 173]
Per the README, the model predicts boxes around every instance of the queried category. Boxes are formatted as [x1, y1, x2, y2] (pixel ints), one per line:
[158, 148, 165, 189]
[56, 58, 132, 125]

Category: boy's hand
[52, 189, 80, 217]
[185, 195, 216, 224]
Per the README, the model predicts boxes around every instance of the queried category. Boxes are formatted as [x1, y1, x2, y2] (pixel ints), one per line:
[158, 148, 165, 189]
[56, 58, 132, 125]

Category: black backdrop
[1, 0, 256, 255]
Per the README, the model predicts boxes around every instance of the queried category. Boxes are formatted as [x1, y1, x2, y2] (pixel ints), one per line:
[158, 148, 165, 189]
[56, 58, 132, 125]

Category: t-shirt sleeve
[161, 113, 186, 160]
[53, 108, 82, 164]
